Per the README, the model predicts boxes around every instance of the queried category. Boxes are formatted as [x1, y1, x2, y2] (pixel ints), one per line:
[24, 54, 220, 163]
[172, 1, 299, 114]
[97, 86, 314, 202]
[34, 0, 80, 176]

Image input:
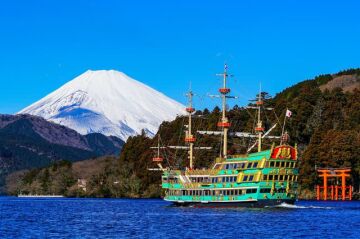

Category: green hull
[161, 146, 299, 207]
[171, 199, 295, 208]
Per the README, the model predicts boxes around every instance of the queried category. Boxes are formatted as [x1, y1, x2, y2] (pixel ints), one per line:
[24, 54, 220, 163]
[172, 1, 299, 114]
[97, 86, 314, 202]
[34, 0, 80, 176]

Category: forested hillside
[116, 68, 360, 197]
[8, 69, 360, 198]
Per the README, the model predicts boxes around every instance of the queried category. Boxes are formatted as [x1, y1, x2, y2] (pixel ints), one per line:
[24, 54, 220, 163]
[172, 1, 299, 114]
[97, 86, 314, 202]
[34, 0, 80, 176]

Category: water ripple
[0, 197, 359, 238]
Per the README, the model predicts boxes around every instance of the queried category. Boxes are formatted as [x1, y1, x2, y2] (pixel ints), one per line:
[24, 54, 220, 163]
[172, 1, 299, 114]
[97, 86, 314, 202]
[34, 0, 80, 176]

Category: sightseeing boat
[151, 65, 299, 207]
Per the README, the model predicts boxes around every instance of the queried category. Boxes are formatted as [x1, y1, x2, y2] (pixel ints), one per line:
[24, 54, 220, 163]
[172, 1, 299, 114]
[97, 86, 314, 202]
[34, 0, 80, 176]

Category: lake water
[0, 197, 359, 238]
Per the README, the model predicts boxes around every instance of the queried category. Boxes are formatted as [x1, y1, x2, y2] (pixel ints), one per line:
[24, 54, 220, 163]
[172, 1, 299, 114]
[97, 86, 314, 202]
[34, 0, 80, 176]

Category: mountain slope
[0, 114, 124, 193]
[19, 70, 185, 141]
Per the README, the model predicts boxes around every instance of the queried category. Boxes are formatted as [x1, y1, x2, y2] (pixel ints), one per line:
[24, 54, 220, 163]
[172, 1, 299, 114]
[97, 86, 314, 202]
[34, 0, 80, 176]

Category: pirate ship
[151, 65, 299, 207]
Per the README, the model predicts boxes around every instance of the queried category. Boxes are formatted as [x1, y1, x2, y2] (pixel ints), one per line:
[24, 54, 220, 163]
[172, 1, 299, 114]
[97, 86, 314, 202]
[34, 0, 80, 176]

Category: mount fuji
[19, 70, 185, 141]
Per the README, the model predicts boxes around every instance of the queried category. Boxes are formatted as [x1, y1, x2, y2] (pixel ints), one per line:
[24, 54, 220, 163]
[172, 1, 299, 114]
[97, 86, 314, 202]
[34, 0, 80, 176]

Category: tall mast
[185, 90, 195, 169]
[217, 64, 231, 158]
[255, 85, 264, 152]
[151, 135, 164, 169]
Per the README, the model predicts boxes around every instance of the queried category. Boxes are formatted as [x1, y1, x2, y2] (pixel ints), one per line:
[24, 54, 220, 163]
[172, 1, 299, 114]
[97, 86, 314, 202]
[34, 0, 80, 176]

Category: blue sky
[0, 0, 359, 113]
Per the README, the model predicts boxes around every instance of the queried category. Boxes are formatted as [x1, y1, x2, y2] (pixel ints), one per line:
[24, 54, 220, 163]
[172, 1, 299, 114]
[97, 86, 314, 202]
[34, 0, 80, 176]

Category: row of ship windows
[164, 174, 298, 184]
[190, 174, 297, 183]
[268, 161, 296, 168]
[215, 161, 296, 170]
[263, 174, 298, 181]
[171, 174, 298, 184]
[215, 162, 257, 170]
[167, 188, 284, 196]
[190, 176, 238, 183]
[168, 188, 258, 196]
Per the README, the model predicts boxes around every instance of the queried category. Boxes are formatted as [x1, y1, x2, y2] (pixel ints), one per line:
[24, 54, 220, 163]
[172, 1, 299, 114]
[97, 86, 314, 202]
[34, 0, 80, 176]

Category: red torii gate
[316, 168, 352, 201]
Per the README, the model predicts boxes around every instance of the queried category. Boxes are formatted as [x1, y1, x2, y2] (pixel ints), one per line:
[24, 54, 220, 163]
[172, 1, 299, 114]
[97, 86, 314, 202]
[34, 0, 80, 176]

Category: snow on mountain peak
[19, 70, 186, 141]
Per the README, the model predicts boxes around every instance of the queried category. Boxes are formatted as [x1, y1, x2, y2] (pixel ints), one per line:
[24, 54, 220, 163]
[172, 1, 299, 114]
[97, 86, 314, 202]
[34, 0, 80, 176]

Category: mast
[255, 86, 264, 152]
[199, 70, 279, 154]
[185, 90, 196, 169]
[244, 87, 280, 153]
[153, 136, 163, 161]
[151, 135, 164, 170]
[164, 88, 211, 170]
[217, 64, 231, 158]
[157, 136, 161, 160]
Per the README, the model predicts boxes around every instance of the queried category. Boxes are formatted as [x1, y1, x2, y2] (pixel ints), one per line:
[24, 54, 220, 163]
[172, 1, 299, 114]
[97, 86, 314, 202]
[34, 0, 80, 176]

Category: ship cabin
[162, 144, 299, 203]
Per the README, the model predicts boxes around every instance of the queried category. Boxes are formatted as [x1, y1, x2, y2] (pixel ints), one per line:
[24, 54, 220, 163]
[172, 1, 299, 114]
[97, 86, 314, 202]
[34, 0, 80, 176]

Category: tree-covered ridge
[119, 68, 360, 197]
[111, 68, 359, 198]
[8, 68, 360, 198]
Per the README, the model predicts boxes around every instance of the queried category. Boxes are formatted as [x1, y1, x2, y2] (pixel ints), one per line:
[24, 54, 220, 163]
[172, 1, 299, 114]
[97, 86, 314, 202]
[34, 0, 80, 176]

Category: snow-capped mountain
[19, 70, 185, 141]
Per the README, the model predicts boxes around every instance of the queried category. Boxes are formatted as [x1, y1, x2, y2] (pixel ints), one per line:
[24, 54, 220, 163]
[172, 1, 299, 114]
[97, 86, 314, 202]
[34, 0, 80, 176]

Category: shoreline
[2, 195, 358, 201]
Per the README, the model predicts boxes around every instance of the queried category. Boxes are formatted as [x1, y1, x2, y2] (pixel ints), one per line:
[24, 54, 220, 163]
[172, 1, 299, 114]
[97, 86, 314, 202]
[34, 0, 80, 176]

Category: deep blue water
[0, 197, 359, 239]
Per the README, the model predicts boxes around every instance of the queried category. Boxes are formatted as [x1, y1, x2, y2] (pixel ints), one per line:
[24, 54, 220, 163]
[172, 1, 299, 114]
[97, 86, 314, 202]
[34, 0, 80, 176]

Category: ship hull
[171, 199, 295, 208]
